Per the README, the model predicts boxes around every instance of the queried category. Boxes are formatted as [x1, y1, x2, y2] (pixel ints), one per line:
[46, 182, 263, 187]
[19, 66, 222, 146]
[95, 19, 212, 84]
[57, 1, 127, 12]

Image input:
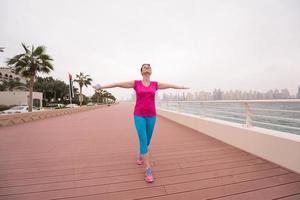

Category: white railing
[156, 99, 300, 135]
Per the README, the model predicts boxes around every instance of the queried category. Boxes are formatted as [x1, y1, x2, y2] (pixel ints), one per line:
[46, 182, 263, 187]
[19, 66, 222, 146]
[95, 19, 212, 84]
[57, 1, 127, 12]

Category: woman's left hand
[93, 83, 102, 90]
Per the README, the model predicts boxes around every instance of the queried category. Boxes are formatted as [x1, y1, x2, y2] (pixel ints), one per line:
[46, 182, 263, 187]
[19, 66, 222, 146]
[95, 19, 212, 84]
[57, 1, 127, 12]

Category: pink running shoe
[136, 156, 144, 165]
[136, 158, 144, 165]
[144, 168, 154, 183]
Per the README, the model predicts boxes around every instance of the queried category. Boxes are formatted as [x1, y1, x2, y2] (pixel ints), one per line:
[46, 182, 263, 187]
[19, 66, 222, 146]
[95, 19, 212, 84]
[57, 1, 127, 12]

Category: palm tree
[6, 43, 53, 111]
[74, 72, 92, 106]
[106, 92, 116, 103]
[101, 90, 110, 104]
[93, 89, 105, 104]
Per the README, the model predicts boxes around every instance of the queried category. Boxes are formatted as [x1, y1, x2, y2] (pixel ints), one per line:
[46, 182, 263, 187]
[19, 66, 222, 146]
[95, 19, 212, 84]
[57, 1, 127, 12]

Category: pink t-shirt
[134, 80, 158, 116]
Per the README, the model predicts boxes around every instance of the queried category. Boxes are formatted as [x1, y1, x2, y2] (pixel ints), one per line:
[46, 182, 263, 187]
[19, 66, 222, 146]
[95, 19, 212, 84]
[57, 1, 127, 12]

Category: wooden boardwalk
[0, 103, 299, 200]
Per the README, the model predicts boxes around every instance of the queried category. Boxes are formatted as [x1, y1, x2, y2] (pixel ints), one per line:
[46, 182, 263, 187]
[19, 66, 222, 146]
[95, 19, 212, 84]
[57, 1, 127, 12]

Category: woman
[93, 64, 189, 183]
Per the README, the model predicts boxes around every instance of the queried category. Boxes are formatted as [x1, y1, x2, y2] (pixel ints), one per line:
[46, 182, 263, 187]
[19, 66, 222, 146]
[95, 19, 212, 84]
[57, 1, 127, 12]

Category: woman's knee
[146, 117, 156, 140]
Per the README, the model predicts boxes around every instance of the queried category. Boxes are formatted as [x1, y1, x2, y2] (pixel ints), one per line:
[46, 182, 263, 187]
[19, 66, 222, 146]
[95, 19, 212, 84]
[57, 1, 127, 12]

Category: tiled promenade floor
[0, 103, 299, 200]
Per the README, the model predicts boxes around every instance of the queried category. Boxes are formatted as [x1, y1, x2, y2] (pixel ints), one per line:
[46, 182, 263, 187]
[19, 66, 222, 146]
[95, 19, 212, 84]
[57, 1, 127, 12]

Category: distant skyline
[155, 88, 296, 101]
[1, 0, 300, 100]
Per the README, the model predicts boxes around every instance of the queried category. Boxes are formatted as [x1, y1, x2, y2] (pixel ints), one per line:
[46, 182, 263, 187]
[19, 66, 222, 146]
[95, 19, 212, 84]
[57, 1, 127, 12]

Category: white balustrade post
[177, 101, 180, 112]
[202, 102, 206, 117]
[244, 102, 252, 127]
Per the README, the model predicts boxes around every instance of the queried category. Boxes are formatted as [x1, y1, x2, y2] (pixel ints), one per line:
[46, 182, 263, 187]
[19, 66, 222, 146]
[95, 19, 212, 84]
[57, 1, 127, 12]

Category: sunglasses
[142, 65, 151, 69]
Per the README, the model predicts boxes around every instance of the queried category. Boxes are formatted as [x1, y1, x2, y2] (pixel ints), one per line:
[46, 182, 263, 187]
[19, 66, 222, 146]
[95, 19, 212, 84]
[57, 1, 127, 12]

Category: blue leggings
[134, 115, 157, 156]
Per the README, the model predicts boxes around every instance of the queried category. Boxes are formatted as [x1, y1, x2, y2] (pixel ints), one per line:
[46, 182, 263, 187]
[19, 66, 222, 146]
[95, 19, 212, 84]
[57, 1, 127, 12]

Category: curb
[0, 104, 115, 127]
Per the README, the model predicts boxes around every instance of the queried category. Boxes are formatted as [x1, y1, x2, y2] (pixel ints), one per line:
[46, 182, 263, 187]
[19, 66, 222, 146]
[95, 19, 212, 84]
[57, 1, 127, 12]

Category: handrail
[156, 100, 300, 134]
[173, 104, 300, 114]
[159, 99, 300, 103]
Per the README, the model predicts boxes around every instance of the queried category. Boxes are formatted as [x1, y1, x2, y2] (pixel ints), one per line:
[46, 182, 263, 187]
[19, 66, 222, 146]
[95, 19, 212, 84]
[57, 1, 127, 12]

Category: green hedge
[0, 105, 14, 111]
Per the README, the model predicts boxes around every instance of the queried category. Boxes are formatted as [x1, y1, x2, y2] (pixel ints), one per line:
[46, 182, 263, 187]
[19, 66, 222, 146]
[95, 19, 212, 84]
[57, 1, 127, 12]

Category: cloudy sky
[1, 0, 299, 99]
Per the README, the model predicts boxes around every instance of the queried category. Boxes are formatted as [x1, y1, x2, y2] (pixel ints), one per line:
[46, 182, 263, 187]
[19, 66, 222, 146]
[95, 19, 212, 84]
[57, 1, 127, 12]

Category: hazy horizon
[1, 0, 300, 99]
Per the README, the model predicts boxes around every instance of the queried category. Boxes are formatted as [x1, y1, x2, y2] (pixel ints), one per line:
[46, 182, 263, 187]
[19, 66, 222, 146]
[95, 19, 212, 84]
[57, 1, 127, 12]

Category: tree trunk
[54, 91, 57, 101]
[79, 86, 83, 106]
[28, 76, 34, 112]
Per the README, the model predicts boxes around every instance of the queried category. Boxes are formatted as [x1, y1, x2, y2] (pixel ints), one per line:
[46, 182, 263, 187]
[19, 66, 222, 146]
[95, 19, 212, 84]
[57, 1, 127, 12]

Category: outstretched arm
[93, 81, 134, 90]
[158, 82, 189, 90]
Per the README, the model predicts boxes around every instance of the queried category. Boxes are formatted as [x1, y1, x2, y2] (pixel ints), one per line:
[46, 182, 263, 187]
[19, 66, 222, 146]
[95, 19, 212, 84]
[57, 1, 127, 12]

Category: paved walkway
[0, 103, 299, 200]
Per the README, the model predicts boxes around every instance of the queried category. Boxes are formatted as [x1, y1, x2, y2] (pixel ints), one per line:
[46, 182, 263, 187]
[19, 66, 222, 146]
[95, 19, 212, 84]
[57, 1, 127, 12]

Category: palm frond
[74, 72, 93, 88]
[39, 63, 53, 74]
[20, 70, 31, 78]
[21, 43, 30, 54]
[43, 61, 54, 70]
[6, 54, 25, 65]
[39, 54, 53, 61]
[33, 46, 45, 56]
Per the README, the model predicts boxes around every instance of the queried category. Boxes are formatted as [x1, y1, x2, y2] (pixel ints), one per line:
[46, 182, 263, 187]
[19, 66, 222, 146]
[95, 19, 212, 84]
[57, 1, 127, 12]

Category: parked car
[46, 103, 65, 109]
[1, 105, 41, 114]
[86, 102, 94, 106]
[65, 104, 79, 108]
